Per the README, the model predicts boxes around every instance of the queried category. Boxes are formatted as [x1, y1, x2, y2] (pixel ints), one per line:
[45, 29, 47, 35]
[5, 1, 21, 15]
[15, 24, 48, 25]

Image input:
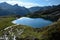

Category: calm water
[12, 17, 52, 28]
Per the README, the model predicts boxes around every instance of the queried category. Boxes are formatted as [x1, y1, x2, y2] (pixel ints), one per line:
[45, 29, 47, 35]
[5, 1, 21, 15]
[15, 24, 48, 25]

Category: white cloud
[0, 1, 42, 8]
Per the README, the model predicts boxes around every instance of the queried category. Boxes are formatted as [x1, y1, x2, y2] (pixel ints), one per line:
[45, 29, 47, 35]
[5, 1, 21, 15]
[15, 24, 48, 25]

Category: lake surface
[12, 17, 52, 28]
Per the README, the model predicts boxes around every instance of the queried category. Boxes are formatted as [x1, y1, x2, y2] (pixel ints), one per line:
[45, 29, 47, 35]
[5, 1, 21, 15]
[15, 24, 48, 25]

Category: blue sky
[0, 0, 60, 8]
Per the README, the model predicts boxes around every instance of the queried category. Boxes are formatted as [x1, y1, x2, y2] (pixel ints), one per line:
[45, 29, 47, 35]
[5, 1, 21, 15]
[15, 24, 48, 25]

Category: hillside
[39, 19, 60, 40]
[27, 5, 60, 21]
[0, 16, 60, 40]
[0, 2, 30, 16]
[0, 16, 15, 31]
[29, 6, 52, 13]
[10, 18, 60, 40]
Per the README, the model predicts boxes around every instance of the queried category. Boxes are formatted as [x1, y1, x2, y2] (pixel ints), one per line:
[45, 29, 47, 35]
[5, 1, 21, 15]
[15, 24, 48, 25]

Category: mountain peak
[14, 4, 19, 6]
[0, 2, 8, 4]
[0, 2, 12, 6]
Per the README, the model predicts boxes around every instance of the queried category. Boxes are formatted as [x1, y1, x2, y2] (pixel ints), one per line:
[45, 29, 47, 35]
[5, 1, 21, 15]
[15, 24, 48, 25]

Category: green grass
[13, 19, 60, 40]
[0, 16, 60, 40]
[0, 16, 15, 30]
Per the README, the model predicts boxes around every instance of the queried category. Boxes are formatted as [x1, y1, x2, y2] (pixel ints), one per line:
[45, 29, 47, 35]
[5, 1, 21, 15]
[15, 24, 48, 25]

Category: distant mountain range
[0, 2, 55, 16]
[27, 4, 60, 21]
[28, 6, 52, 13]
[28, 6, 42, 13]
[0, 2, 30, 16]
[0, 2, 60, 19]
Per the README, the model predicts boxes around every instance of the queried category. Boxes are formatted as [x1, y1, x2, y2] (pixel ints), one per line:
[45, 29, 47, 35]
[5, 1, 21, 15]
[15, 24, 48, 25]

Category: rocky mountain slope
[28, 4, 60, 21]
[0, 2, 30, 16]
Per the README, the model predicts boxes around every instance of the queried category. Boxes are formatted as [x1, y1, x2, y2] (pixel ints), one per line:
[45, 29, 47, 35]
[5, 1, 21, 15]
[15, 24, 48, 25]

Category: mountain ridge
[0, 2, 30, 16]
[27, 4, 60, 21]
